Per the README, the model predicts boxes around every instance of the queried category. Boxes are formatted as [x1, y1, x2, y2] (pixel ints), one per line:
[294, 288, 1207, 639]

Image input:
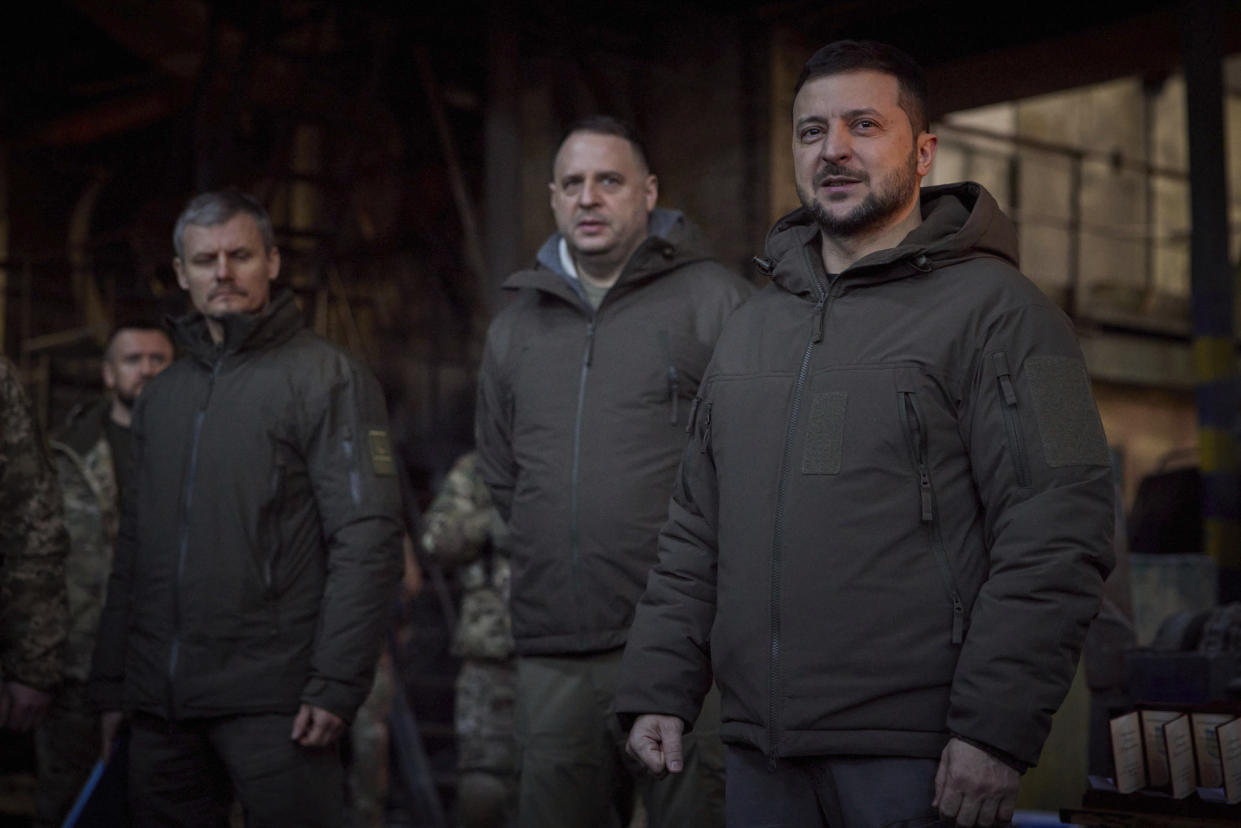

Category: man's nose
[577, 181, 600, 206]
[214, 252, 233, 278]
[821, 123, 852, 162]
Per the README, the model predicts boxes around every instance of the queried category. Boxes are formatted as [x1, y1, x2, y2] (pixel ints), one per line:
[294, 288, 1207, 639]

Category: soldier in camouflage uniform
[35, 324, 172, 826]
[0, 356, 69, 733]
[422, 451, 516, 828]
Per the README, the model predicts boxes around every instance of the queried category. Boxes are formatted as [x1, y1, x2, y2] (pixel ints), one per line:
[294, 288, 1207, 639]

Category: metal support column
[483, 3, 522, 301]
[1181, 0, 1241, 598]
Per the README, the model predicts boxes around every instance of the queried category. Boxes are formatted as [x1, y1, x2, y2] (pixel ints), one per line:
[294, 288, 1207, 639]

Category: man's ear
[173, 258, 189, 291]
[644, 174, 658, 213]
[102, 359, 116, 393]
[266, 247, 281, 282]
[916, 132, 938, 178]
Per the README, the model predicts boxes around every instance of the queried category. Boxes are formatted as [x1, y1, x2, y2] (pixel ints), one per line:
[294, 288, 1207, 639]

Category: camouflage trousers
[456, 659, 517, 828]
[348, 648, 395, 828]
[455, 659, 517, 773]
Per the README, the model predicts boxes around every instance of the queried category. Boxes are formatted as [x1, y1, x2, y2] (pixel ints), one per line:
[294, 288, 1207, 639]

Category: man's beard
[797, 152, 919, 238]
[114, 388, 138, 412]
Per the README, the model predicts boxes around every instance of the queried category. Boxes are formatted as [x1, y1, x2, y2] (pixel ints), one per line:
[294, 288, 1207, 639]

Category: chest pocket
[655, 327, 712, 429]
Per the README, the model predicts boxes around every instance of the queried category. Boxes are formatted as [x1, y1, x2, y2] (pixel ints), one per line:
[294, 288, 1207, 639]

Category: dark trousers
[514, 651, 725, 828]
[128, 712, 344, 828]
[35, 681, 99, 826]
[725, 745, 940, 828]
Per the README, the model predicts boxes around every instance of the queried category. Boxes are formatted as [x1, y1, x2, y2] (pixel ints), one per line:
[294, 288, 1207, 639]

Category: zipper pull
[686, 396, 701, 435]
[812, 297, 826, 343]
[584, 323, 596, 367]
[993, 353, 1017, 405]
[667, 365, 680, 424]
[700, 402, 712, 453]
[919, 468, 933, 522]
[951, 597, 965, 644]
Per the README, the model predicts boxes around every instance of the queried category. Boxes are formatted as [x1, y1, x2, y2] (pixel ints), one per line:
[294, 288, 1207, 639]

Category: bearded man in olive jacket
[476, 116, 752, 828]
[618, 42, 1115, 828]
[91, 191, 403, 827]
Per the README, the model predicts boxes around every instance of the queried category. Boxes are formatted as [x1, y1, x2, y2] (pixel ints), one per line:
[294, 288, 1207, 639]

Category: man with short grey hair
[92, 190, 403, 826]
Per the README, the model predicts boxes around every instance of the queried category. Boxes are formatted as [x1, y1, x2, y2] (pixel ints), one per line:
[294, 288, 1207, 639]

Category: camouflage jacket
[421, 452, 513, 661]
[49, 399, 119, 682]
[0, 357, 69, 690]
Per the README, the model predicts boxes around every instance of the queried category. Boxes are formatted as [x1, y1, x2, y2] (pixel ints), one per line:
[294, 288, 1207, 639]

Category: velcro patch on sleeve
[1024, 356, 1110, 468]
[802, 391, 848, 475]
[367, 429, 397, 477]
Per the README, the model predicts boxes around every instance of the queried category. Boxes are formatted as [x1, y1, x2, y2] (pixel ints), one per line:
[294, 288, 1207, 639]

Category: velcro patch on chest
[802, 391, 849, 475]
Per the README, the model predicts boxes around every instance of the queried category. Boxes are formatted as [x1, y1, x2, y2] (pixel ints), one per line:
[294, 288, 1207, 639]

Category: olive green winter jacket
[91, 291, 403, 722]
[616, 183, 1115, 768]
[476, 210, 753, 656]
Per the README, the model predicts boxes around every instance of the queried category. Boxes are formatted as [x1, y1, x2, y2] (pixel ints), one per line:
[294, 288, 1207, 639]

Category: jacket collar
[170, 288, 304, 364]
[503, 208, 710, 305]
[52, 396, 112, 456]
[760, 182, 1019, 299]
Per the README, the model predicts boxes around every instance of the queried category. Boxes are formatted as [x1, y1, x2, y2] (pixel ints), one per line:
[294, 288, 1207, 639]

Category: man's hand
[401, 534, 424, 600]
[290, 703, 346, 748]
[0, 681, 53, 731]
[933, 737, 1020, 827]
[100, 711, 125, 759]
[625, 714, 685, 777]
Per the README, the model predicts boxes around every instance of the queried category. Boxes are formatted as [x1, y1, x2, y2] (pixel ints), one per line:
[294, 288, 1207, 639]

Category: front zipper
[659, 330, 680, 425]
[768, 259, 828, 755]
[264, 462, 287, 595]
[169, 355, 224, 716]
[568, 319, 595, 632]
[992, 352, 1031, 487]
[898, 390, 965, 645]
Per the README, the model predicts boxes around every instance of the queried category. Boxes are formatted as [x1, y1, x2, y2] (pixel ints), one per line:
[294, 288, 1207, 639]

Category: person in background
[36, 321, 174, 825]
[0, 356, 69, 740]
[422, 451, 515, 828]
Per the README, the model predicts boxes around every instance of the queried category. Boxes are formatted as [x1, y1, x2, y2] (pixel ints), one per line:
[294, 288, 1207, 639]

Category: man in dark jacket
[91, 191, 403, 826]
[476, 116, 751, 827]
[618, 42, 1115, 828]
[37, 322, 172, 825]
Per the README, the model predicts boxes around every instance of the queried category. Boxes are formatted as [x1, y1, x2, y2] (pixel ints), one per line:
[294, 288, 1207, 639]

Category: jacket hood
[170, 288, 305, 364]
[761, 182, 1019, 299]
[504, 208, 713, 303]
[52, 396, 112, 456]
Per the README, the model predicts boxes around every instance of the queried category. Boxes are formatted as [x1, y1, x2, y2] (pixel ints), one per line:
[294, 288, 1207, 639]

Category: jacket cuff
[615, 711, 694, 736]
[950, 732, 1030, 773]
[301, 677, 364, 725]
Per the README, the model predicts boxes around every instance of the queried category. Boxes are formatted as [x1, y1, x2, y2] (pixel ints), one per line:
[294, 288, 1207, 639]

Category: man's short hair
[172, 190, 275, 260]
[795, 40, 929, 136]
[104, 320, 172, 362]
[557, 115, 652, 174]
